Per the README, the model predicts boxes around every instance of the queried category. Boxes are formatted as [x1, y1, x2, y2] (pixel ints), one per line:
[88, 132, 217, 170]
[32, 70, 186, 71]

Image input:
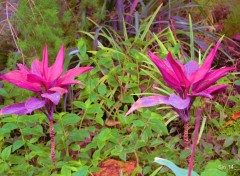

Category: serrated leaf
[62, 113, 81, 126]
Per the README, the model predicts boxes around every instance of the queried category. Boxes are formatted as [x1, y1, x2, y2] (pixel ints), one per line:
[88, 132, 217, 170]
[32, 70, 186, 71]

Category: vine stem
[49, 119, 56, 169]
[183, 122, 189, 149]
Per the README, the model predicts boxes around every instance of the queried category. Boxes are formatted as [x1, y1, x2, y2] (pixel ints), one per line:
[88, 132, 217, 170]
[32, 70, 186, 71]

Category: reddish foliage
[225, 112, 240, 127]
[93, 159, 136, 176]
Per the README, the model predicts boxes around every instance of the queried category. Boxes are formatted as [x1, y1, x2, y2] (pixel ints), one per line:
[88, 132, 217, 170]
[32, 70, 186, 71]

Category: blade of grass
[140, 4, 162, 41]
[189, 14, 194, 60]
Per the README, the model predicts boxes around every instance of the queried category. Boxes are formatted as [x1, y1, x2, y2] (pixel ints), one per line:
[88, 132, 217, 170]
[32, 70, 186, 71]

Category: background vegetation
[0, 0, 239, 175]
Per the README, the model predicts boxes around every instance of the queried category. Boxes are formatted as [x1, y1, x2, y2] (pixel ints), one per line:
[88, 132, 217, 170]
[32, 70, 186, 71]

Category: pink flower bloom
[0, 45, 93, 117]
[125, 39, 235, 123]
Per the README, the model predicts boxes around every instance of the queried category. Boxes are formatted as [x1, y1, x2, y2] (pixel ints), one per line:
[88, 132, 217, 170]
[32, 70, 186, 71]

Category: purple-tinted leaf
[125, 95, 170, 116]
[0, 70, 41, 92]
[166, 52, 190, 87]
[148, 50, 182, 92]
[48, 45, 64, 81]
[188, 108, 202, 176]
[189, 39, 221, 84]
[17, 64, 29, 73]
[0, 102, 28, 115]
[193, 67, 235, 93]
[25, 98, 45, 112]
[30, 59, 42, 77]
[58, 67, 93, 86]
[41, 92, 61, 105]
[169, 94, 190, 109]
[192, 84, 228, 98]
[184, 61, 199, 78]
[42, 45, 49, 79]
[49, 87, 68, 95]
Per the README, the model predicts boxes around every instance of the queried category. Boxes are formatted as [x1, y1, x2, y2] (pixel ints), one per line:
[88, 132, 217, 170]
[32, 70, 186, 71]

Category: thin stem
[49, 119, 56, 169]
[188, 109, 202, 176]
[183, 122, 189, 149]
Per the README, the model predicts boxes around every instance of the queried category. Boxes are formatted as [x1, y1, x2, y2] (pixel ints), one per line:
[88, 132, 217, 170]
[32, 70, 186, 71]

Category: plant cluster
[0, 1, 239, 176]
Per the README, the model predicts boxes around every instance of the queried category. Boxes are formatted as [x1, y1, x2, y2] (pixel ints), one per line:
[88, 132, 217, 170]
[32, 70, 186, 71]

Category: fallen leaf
[225, 112, 240, 127]
[93, 159, 136, 176]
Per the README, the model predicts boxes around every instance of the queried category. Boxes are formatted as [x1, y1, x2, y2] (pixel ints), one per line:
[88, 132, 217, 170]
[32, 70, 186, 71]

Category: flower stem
[184, 122, 189, 149]
[49, 119, 56, 168]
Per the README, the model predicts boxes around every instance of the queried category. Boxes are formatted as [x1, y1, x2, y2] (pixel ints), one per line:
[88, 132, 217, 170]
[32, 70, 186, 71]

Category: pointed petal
[0, 102, 28, 115]
[184, 61, 199, 78]
[31, 59, 42, 77]
[193, 67, 235, 93]
[189, 39, 221, 84]
[125, 95, 170, 116]
[58, 67, 93, 86]
[192, 84, 228, 98]
[17, 64, 29, 73]
[49, 87, 68, 95]
[41, 92, 61, 105]
[0, 70, 41, 92]
[169, 94, 190, 109]
[25, 98, 46, 112]
[0, 98, 45, 115]
[166, 52, 190, 87]
[48, 45, 64, 81]
[148, 50, 181, 92]
[42, 45, 49, 79]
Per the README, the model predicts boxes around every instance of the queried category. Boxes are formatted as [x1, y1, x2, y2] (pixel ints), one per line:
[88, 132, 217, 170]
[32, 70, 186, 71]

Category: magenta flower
[125, 39, 235, 148]
[0, 45, 93, 116]
[0, 45, 93, 167]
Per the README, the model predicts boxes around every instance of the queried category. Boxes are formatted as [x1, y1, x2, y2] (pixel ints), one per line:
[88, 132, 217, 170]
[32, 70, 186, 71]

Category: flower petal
[193, 67, 235, 93]
[42, 45, 49, 79]
[189, 39, 221, 84]
[41, 92, 61, 105]
[48, 45, 64, 81]
[166, 52, 190, 87]
[0, 97, 45, 115]
[184, 60, 199, 78]
[31, 59, 43, 77]
[148, 50, 181, 92]
[0, 102, 28, 115]
[192, 84, 228, 98]
[17, 64, 29, 73]
[49, 87, 68, 95]
[25, 98, 46, 112]
[58, 67, 93, 86]
[0, 70, 41, 92]
[168, 94, 190, 109]
[125, 95, 170, 116]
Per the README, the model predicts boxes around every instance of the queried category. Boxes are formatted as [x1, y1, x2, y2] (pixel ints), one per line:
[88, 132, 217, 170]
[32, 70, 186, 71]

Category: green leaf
[154, 157, 199, 176]
[73, 101, 86, 109]
[133, 120, 145, 127]
[1, 145, 12, 160]
[0, 88, 8, 97]
[180, 149, 191, 159]
[12, 140, 25, 152]
[223, 137, 234, 148]
[0, 123, 18, 134]
[98, 84, 107, 96]
[73, 166, 88, 176]
[62, 113, 81, 126]
[201, 160, 227, 176]
[61, 165, 72, 176]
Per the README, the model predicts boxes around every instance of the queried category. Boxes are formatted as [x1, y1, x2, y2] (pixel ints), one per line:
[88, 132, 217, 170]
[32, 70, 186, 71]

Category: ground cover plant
[0, 1, 240, 176]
